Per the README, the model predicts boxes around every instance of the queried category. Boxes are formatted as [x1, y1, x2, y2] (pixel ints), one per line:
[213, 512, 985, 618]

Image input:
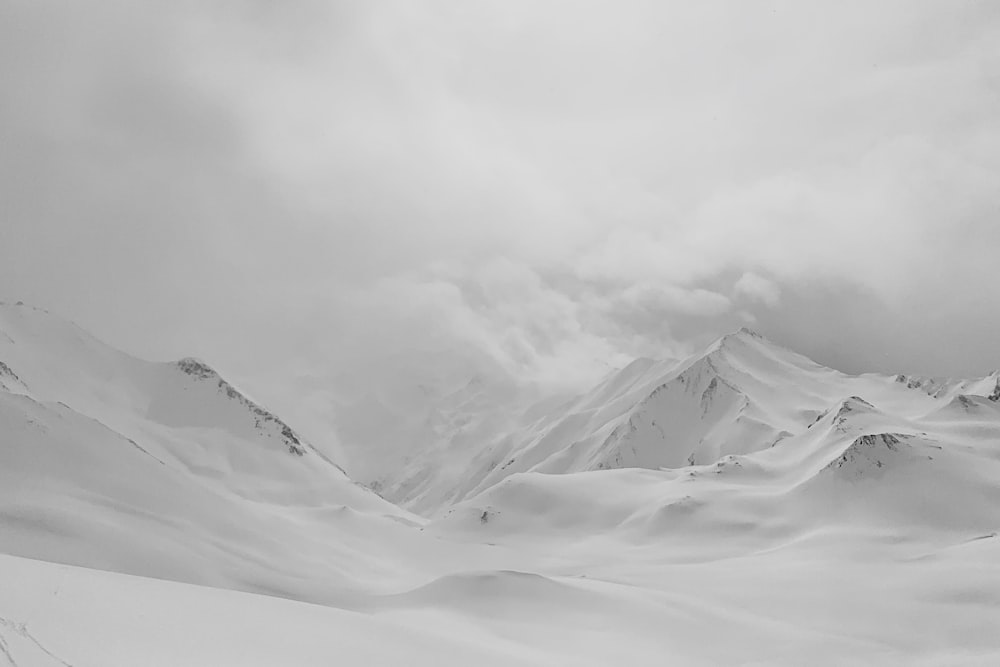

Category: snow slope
[3, 301, 1000, 665]
[0, 302, 452, 600]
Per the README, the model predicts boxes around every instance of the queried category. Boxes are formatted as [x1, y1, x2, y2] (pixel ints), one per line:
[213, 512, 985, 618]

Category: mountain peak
[835, 395, 877, 418]
[709, 327, 777, 358]
[716, 327, 764, 346]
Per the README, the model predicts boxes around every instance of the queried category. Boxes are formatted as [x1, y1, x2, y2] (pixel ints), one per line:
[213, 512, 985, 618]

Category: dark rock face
[281, 425, 305, 456]
[176, 358, 307, 456]
[0, 361, 20, 382]
[177, 358, 217, 380]
[0, 360, 27, 392]
[824, 433, 911, 479]
[956, 395, 976, 410]
[831, 397, 876, 431]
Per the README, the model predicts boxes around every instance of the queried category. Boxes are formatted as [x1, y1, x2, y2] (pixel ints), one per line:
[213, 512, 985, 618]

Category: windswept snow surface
[2, 301, 1000, 665]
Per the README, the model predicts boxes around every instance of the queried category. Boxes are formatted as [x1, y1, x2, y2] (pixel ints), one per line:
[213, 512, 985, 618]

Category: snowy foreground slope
[2, 301, 1000, 665]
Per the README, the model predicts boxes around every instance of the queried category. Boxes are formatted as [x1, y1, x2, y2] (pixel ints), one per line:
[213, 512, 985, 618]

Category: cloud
[621, 283, 732, 318]
[2, 0, 1000, 463]
[734, 273, 781, 308]
[384, 259, 635, 390]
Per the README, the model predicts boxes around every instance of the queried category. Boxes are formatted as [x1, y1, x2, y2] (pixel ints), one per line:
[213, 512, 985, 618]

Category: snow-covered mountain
[2, 301, 999, 665]
[375, 326, 1000, 516]
[0, 301, 440, 601]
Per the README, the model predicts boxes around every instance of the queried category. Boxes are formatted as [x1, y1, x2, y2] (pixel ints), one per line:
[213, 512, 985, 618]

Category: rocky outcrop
[176, 358, 306, 456]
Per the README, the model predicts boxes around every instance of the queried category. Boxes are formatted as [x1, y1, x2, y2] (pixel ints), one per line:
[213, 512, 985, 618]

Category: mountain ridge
[3, 301, 1000, 665]
[378, 324, 998, 514]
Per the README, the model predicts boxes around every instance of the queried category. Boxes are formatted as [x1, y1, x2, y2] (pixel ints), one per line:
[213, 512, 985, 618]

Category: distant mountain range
[369, 324, 999, 515]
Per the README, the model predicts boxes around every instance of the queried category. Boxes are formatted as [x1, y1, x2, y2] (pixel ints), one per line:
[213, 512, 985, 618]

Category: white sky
[2, 1, 999, 437]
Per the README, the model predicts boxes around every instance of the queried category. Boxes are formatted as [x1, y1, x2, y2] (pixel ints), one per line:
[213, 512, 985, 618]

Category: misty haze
[1, 2, 999, 665]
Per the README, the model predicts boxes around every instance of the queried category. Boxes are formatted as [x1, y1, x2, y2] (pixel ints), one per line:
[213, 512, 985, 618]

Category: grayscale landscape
[1, 2, 999, 665]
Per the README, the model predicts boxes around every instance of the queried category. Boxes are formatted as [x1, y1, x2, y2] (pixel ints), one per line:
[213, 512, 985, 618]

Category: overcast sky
[2, 1, 999, 440]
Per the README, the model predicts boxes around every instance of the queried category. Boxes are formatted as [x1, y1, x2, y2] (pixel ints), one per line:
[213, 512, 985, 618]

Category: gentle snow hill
[6, 546, 1000, 667]
[0, 553, 561, 667]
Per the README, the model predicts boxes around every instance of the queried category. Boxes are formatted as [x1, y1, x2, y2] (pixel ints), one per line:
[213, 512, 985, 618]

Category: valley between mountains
[1, 301, 999, 666]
